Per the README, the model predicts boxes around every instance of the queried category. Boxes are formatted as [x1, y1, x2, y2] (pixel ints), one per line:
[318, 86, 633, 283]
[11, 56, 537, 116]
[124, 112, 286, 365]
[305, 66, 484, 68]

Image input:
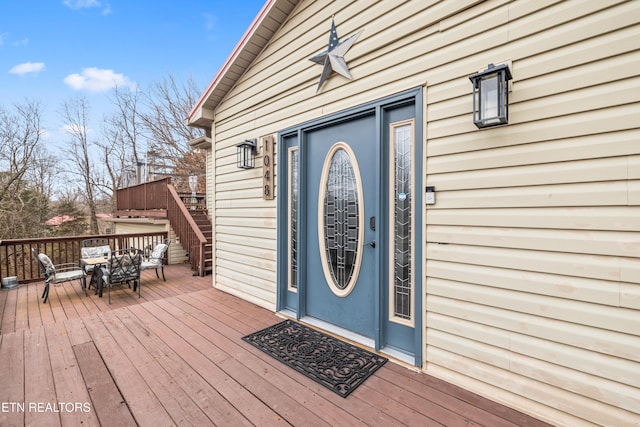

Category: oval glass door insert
[318, 142, 364, 296]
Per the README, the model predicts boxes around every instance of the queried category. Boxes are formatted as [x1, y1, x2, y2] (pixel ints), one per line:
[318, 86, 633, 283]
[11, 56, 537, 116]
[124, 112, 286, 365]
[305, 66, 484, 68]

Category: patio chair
[80, 238, 111, 274]
[31, 247, 86, 303]
[82, 238, 109, 247]
[100, 248, 142, 304]
[140, 239, 170, 281]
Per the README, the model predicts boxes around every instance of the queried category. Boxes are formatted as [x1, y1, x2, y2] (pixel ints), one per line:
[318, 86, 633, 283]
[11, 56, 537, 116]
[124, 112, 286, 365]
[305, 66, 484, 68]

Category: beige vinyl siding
[420, 0, 640, 424]
[205, 147, 214, 218]
[205, 145, 216, 280]
[210, 137, 277, 309]
[113, 220, 187, 265]
[207, 0, 639, 424]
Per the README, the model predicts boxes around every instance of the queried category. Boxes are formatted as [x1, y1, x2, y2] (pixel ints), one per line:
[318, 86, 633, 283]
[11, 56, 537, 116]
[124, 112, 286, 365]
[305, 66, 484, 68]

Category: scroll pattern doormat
[242, 319, 387, 397]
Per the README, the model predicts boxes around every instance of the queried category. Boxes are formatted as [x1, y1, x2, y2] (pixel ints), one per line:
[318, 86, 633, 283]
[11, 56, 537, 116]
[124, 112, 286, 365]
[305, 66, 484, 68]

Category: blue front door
[305, 113, 377, 338]
[278, 88, 423, 365]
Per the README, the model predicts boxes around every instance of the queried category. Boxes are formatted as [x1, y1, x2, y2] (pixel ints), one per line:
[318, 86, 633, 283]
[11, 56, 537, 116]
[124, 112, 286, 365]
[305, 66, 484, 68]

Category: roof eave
[188, 135, 213, 150]
[186, 0, 300, 127]
[186, 105, 215, 129]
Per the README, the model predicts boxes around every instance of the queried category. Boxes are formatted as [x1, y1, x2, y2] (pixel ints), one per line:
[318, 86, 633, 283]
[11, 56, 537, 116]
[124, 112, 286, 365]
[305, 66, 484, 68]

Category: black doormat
[242, 319, 387, 398]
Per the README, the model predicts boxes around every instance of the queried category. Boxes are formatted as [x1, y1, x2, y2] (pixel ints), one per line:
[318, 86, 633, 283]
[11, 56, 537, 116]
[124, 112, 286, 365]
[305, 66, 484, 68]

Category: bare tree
[0, 100, 58, 239]
[26, 147, 57, 201]
[24, 146, 58, 236]
[59, 96, 99, 234]
[139, 74, 205, 190]
[100, 85, 144, 203]
[0, 100, 43, 205]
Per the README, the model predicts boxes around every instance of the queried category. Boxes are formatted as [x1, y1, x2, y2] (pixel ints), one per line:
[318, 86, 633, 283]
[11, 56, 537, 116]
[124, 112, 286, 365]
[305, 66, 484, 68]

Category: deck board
[82, 314, 175, 427]
[0, 282, 16, 334]
[0, 285, 7, 328]
[26, 281, 43, 330]
[126, 303, 255, 427]
[0, 264, 552, 427]
[144, 299, 303, 427]
[15, 285, 29, 330]
[44, 322, 99, 426]
[0, 330, 25, 426]
[73, 340, 137, 427]
[24, 326, 60, 427]
[105, 308, 218, 426]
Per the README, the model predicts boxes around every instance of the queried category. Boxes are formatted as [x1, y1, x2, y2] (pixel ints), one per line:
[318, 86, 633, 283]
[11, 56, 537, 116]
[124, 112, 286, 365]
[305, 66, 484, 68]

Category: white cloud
[203, 13, 217, 31]
[63, 67, 135, 92]
[63, 0, 101, 9]
[60, 123, 91, 136]
[0, 34, 29, 47]
[101, 2, 112, 15]
[9, 62, 45, 75]
[13, 37, 29, 47]
[63, 0, 112, 15]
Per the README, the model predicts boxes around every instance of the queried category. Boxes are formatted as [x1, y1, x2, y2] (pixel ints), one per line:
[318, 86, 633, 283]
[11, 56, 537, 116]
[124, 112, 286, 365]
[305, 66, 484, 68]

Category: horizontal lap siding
[113, 222, 187, 265]
[210, 0, 410, 310]
[208, 0, 640, 424]
[423, 1, 640, 425]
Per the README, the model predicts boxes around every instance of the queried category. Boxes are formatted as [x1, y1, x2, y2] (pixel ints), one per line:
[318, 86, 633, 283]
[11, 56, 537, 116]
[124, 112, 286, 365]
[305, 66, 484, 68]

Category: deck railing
[115, 178, 209, 276]
[0, 232, 168, 284]
[116, 177, 170, 214]
[116, 178, 206, 215]
[167, 184, 208, 276]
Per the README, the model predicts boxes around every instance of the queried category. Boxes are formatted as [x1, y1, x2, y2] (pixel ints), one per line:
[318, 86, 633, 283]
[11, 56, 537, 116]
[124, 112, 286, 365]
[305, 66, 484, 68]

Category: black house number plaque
[263, 135, 275, 200]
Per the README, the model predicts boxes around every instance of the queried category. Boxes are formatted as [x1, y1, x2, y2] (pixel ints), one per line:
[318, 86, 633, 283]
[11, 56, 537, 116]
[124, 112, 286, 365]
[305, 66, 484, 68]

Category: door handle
[365, 240, 376, 248]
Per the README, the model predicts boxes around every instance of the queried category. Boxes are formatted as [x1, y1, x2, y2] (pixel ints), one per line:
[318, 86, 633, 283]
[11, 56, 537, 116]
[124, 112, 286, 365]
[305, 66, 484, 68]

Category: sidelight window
[389, 120, 415, 325]
[288, 147, 299, 291]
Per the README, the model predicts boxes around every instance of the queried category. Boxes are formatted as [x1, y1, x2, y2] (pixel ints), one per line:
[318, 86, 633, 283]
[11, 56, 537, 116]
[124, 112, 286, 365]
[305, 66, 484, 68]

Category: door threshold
[298, 316, 376, 349]
[276, 309, 297, 320]
[380, 346, 415, 366]
[276, 312, 417, 367]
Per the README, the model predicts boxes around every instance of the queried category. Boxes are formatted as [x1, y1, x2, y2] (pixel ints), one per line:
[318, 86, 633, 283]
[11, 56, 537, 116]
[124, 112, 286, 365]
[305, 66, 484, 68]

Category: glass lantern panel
[480, 75, 499, 121]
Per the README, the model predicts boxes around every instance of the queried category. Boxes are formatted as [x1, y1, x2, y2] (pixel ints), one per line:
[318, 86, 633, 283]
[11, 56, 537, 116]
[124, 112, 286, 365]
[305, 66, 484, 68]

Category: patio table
[81, 256, 109, 297]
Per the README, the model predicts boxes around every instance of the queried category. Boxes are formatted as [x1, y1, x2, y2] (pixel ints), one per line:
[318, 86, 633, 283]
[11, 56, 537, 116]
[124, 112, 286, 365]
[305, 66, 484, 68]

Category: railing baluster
[112, 177, 208, 277]
[0, 231, 168, 284]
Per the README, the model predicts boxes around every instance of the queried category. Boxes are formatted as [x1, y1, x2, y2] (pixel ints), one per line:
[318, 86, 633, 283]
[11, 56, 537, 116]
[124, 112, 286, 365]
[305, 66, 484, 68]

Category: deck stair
[115, 177, 212, 277]
[188, 209, 213, 275]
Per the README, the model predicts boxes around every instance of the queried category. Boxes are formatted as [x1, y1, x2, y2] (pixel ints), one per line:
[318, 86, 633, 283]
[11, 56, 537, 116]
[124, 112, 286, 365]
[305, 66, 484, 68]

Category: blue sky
[1, 0, 265, 145]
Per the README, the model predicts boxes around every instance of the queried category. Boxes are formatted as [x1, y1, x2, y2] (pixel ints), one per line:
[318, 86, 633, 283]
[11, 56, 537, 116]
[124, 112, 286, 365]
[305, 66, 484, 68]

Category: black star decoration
[309, 17, 361, 92]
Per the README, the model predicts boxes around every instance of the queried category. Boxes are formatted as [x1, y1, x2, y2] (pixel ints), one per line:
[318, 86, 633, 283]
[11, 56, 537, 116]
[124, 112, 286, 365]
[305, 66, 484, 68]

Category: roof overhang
[188, 135, 212, 150]
[186, 0, 300, 129]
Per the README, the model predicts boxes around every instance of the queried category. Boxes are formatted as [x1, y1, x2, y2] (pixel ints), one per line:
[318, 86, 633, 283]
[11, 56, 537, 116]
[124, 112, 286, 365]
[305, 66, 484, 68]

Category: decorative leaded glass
[289, 148, 299, 289]
[323, 147, 360, 291]
[392, 124, 412, 320]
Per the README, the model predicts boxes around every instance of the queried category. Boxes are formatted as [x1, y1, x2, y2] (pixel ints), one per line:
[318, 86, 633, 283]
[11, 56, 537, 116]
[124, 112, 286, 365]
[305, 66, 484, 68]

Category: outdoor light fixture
[469, 63, 513, 128]
[237, 139, 257, 169]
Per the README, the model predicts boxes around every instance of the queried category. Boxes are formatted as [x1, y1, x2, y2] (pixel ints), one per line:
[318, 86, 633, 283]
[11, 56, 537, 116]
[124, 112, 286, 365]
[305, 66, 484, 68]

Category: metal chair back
[101, 248, 142, 303]
[82, 238, 110, 248]
[30, 247, 86, 303]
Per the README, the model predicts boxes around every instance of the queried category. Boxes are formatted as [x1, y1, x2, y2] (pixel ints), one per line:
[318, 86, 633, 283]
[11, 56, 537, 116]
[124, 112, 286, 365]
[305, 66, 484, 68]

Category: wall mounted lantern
[237, 139, 257, 169]
[469, 63, 513, 128]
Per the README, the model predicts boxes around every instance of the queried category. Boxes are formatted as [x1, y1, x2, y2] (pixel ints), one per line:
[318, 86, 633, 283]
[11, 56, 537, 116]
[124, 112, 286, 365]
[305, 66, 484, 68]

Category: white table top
[81, 256, 109, 266]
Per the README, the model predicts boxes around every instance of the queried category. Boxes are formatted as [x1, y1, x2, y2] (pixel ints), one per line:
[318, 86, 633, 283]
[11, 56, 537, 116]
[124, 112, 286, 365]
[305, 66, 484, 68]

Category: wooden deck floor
[0, 265, 551, 426]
